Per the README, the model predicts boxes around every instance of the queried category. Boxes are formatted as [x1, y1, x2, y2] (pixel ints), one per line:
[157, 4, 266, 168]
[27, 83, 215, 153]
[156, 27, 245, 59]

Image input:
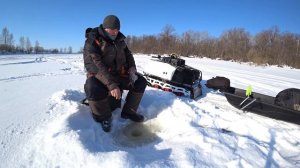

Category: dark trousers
[84, 74, 147, 101]
[84, 74, 147, 121]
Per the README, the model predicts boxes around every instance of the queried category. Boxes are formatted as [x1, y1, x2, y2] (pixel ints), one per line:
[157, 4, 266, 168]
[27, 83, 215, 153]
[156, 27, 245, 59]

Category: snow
[0, 54, 300, 168]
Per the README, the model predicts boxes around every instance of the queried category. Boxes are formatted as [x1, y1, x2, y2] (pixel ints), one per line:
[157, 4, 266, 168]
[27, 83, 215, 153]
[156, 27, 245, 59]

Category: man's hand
[110, 87, 121, 99]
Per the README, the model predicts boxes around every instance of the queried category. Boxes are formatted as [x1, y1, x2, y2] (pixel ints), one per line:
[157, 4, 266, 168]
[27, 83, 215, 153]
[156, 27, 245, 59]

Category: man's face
[104, 28, 119, 37]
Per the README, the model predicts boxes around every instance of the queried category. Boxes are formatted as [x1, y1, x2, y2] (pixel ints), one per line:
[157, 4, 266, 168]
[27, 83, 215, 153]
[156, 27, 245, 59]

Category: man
[83, 15, 147, 132]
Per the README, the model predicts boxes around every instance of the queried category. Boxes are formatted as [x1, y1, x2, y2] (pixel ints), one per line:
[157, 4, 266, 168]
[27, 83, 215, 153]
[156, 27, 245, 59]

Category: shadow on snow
[64, 89, 173, 167]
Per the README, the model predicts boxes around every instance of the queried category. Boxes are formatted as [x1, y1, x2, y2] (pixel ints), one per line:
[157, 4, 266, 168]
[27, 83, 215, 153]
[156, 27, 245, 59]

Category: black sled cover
[224, 87, 300, 125]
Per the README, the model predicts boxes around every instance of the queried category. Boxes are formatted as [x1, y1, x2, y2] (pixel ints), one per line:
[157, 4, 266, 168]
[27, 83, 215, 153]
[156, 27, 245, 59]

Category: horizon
[1, 0, 300, 52]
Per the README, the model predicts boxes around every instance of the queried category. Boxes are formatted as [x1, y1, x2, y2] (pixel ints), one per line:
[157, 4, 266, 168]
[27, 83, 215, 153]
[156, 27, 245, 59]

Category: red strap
[95, 39, 101, 46]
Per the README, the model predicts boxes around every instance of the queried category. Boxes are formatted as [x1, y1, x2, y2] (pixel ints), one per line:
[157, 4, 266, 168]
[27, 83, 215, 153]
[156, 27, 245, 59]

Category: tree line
[126, 25, 300, 69]
[0, 27, 73, 54]
[2, 25, 300, 68]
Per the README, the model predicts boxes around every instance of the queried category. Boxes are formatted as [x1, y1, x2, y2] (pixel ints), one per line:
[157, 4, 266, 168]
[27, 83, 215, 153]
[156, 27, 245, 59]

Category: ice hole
[113, 119, 161, 147]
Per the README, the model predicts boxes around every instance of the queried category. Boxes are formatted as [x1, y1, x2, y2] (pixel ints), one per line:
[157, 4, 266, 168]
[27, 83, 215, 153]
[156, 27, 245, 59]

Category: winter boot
[89, 98, 112, 132]
[121, 91, 144, 122]
[99, 117, 112, 132]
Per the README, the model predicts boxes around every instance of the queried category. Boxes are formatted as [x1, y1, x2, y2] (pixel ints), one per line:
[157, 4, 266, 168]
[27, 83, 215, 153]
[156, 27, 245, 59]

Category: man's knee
[134, 75, 147, 93]
[84, 77, 108, 100]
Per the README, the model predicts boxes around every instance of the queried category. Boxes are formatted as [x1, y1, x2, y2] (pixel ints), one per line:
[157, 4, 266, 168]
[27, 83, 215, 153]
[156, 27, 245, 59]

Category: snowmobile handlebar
[152, 55, 185, 66]
[151, 55, 162, 59]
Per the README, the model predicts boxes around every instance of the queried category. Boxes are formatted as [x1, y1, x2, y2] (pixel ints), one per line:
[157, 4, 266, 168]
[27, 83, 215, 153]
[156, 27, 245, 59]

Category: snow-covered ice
[0, 54, 300, 168]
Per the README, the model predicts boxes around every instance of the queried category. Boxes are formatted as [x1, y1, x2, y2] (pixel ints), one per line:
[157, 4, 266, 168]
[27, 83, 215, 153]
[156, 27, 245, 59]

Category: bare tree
[19, 36, 25, 52]
[79, 47, 84, 53]
[249, 27, 279, 64]
[9, 34, 14, 46]
[34, 40, 41, 53]
[194, 33, 216, 58]
[2, 28, 14, 45]
[179, 31, 196, 57]
[0, 27, 14, 52]
[26, 37, 32, 53]
[159, 25, 177, 54]
[219, 28, 250, 61]
[1, 27, 10, 44]
[68, 46, 72, 54]
[115, 26, 300, 68]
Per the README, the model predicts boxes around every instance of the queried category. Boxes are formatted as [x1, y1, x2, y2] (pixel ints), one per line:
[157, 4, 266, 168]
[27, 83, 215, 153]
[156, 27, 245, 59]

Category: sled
[223, 87, 300, 125]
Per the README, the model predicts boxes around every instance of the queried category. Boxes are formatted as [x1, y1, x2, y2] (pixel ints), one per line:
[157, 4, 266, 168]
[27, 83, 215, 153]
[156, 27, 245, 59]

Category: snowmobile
[143, 54, 202, 99]
[206, 76, 300, 125]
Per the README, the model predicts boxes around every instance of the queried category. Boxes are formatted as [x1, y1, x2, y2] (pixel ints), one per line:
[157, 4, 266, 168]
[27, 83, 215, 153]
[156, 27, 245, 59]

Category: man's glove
[128, 67, 138, 86]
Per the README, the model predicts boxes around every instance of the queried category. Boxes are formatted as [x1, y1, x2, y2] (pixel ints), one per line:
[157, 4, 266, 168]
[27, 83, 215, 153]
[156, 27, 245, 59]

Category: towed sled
[143, 54, 202, 99]
[224, 87, 300, 125]
[206, 76, 300, 125]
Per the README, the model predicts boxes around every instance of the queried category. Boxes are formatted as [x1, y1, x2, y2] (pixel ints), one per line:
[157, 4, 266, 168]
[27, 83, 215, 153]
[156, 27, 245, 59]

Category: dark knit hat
[102, 15, 120, 30]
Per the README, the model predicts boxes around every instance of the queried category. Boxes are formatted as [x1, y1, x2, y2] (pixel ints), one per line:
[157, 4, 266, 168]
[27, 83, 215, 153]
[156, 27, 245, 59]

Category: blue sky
[1, 0, 300, 52]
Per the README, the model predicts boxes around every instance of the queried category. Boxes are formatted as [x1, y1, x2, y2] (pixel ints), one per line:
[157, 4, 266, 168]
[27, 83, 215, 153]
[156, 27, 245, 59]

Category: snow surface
[0, 54, 300, 168]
